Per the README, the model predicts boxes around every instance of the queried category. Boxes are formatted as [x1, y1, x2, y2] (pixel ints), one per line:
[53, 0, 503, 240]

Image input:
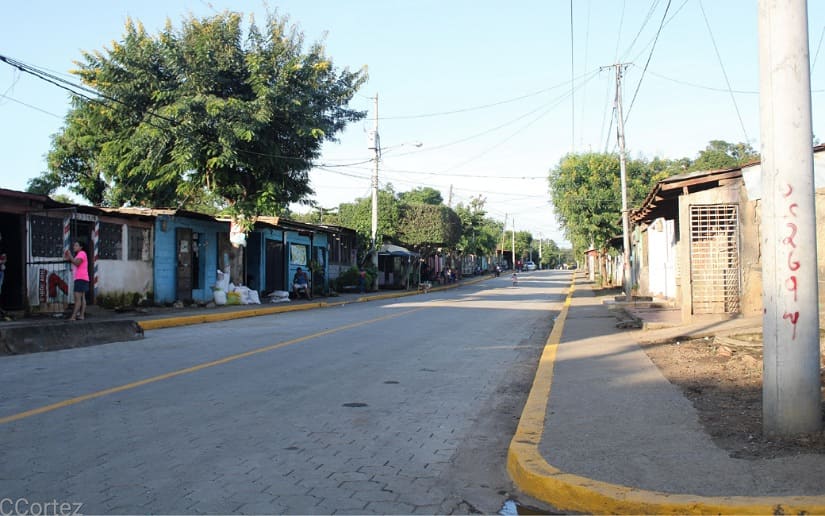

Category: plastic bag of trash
[267, 290, 290, 303]
[213, 289, 227, 305]
[215, 268, 230, 292]
[226, 291, 241, 305]
[247, 290, 261, 304]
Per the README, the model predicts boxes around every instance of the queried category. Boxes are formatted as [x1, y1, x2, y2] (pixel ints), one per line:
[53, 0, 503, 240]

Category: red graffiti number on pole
[780, 183, 801, 339]
[782, 222, 798, 248]
[783, 311, 800, 340]
[786, 276, 798, 302]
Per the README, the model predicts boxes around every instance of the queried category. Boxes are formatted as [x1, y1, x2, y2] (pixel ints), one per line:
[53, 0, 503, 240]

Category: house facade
[630, 144, 825, 322]
[0, 190, 156, 313]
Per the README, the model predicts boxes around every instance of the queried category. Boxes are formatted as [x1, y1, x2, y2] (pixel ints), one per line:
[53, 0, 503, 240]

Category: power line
[644, 68, 760, 94]
[376, 73, 593, 120]
[624, 0, 672, 124]
[813, 23, 825, 72]
[391, 68, 602, 159]
[0, 93, 63, 118]
[697, 0, 750, 143]
[579, 0, 592, 149]
[620, 0, 661, 60]
[0, 54, 178, 128]
[570, 0, 575, 152]
[614, 0, 627, 62]
[438, 72, 601, 174]
[627, 0, 690, 64]
[598, 69, 615, 151]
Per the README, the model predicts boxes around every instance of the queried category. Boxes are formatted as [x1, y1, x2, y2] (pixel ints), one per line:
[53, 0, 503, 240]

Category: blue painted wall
[284, 231, 329, 290]
[252, 228, 284, 293]
[153, 216, 227, 304]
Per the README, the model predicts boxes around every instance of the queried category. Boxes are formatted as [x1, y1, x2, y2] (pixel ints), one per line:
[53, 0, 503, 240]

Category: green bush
[97, 291, 145, 309]
[334, 266, 376, 291]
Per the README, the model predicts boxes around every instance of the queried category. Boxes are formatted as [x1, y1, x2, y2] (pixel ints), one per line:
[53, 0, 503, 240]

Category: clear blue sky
[1, 1, 824, 246]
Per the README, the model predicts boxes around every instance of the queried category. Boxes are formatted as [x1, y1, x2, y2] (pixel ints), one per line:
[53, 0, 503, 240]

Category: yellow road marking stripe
[507, 274, 825, 514]
[0, 307, 424, 426]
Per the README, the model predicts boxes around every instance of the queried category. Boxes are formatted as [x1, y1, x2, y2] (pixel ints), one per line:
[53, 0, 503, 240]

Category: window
[99, 222, 123, 260]
[290, 243, 307, 265]
[128, 226, 149, 261]
[329, 234, 354, 266]
[30, 215, 63, 257]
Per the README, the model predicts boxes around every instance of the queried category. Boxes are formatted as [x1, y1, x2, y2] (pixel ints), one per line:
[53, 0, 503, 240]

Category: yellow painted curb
[138, 301, 333, 331]
[507, 273, 825, 514]
[139, 275, 492, 331]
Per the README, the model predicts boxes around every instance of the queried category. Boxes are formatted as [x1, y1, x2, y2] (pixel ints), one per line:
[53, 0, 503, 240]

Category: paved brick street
[0, 274, 566, 514]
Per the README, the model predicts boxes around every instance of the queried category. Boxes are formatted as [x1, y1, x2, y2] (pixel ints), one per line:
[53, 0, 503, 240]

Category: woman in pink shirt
[64, 240, 89, 321]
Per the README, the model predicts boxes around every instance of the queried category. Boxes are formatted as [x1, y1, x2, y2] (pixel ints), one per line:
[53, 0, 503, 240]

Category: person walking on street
[64, 240, 89, 320]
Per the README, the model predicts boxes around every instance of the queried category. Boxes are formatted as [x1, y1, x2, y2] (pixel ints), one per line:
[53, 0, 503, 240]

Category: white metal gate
[689, 204, 740, 314]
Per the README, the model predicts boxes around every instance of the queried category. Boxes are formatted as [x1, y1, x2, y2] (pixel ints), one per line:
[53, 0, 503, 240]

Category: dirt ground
[640, 331, 825, 459]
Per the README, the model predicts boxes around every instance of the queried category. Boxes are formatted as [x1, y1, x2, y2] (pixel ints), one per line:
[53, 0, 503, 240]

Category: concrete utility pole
[602, 63, 633, 301]
[758, 0, 821, 436]
[511, 219, 516, 270]
[500, 213, 508, 267]
[447, 184, 453, 208]
[370, 94, 380, 290]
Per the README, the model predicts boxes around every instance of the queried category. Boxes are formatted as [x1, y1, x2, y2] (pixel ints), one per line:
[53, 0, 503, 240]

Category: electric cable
[624, 0, 672, 124]
[570, 0, 576, 151]
[0, 54, 178, 127]
[812, 23, 825, 72]
[391, 68, 601, 159]
[0, 93, 63, 118]
[377, 68, 600, 120]
[614, 0, 627, 62]
[620, 0, 661, 60]
[698, 0, 750, 143]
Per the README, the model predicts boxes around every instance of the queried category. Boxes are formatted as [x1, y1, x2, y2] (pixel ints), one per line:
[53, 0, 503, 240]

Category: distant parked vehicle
[524, 261, 537, 271]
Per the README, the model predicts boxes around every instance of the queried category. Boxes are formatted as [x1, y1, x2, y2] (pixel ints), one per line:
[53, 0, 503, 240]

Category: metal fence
[26, 260, 72, 313]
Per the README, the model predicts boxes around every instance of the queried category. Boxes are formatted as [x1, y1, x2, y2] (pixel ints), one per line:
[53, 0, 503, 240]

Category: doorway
[176, 228, 193, 302]
[265, 239, 285, 293]
[0, 214, 25, 310]
[71, 219, 95, 305]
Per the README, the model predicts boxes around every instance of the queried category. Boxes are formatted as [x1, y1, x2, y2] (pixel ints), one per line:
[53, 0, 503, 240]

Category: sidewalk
[508, 273, 825, 514]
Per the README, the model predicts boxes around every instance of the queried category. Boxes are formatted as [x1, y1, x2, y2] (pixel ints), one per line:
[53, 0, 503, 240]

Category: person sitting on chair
[292, 267, 311, 299]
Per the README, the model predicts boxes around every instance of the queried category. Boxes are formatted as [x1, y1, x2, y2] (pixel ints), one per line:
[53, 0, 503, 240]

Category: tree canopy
[33, 11, 367, 227]
[689, 140, 759, 171]
[548, 152, 668, 254]
[396, 187, 443, 206]
[454, 196, 501, 257]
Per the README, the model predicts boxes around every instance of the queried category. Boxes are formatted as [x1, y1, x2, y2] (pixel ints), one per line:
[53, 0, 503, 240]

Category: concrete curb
[0, 320, 144, 355]
[139, 275, 491, 331]
[506, 273, 825, 515]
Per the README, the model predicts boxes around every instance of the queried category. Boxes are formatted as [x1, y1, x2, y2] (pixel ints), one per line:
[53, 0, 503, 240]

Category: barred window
[329, 235, 354, 265]
[30, 215, 63, 257]
[99, 222, 123, 260]
[128, 226, 149, 261]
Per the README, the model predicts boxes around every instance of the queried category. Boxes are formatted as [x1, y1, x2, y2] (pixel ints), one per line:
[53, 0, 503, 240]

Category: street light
[368, 97, 422, 291]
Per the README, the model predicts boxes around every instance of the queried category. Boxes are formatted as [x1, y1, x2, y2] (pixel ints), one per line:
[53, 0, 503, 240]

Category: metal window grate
[689, 204, 740, 314]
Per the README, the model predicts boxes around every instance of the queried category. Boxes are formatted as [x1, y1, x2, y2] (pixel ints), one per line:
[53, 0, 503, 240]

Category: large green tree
[336, 186, 400, 253]
[548, 152, 666, 257]
[454, 195, 499, 256]
[396, 204, 461, 250]
[689, 140, 759, 171]
[35, 12, 366, 224]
